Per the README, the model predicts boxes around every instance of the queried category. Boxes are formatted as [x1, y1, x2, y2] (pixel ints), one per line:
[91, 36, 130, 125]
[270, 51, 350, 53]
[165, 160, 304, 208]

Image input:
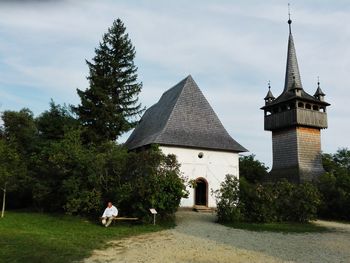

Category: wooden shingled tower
[261, 16, 330, 183]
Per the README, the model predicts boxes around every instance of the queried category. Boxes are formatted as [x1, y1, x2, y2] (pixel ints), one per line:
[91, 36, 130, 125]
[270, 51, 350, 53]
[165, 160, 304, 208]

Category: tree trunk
[1, 185, 6, 218]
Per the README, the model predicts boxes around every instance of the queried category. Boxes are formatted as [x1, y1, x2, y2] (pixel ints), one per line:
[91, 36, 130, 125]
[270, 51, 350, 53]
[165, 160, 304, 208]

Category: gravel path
[84, 211, 350, 263]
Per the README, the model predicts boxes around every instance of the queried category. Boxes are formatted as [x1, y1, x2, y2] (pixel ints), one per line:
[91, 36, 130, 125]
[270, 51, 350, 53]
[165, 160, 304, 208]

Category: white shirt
[102, 205, 118, 218]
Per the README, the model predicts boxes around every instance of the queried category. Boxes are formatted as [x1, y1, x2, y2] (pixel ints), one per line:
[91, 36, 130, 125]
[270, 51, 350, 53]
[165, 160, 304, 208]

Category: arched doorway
[195, 178, 208, 206]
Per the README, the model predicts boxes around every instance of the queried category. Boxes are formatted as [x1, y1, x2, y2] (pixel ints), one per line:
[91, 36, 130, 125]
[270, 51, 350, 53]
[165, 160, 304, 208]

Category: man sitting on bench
[101, 201, 118, 227]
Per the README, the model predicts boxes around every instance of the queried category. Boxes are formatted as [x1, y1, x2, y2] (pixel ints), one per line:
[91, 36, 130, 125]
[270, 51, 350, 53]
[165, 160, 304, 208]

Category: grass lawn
[224, 221, 330, 233]
[0, 211, 172, 263]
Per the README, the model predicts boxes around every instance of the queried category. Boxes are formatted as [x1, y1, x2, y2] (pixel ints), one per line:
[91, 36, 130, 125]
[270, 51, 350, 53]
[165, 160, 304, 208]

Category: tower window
[312, 105, 319, 111]
[198, 152, 204, 159]
[306, 104, 312, 109]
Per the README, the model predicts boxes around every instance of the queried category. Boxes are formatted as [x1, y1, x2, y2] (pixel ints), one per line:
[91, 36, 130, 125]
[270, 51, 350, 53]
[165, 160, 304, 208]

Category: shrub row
[317, 149, 350, 221]
[215, 175, 320, 223]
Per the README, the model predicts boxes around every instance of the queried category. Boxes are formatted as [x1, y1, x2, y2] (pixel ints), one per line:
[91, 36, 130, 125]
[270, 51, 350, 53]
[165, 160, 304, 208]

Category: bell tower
[261, 15, 330, 183]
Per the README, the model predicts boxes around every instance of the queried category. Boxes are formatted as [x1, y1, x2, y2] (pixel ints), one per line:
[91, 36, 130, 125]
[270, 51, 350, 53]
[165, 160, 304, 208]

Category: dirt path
[84, 211, 350, 263]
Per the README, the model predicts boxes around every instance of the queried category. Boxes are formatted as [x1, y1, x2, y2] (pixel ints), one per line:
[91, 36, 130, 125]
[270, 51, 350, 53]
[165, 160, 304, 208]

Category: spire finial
[288, 3, 292, 34]
[268, 80, 271, 90]
[317, 76, 320, 87]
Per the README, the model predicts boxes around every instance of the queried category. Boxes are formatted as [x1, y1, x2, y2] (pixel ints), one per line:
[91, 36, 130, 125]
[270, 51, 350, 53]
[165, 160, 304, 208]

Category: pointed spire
[264, 81, 275, 103]
[283, 4, 303, 93]
[314, 77, 326, 101]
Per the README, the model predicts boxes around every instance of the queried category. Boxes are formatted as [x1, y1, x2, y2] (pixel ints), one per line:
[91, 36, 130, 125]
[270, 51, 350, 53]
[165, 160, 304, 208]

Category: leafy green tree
[0, 109, 35, 210]
[0, 140, 25, 217]
[318, 148, 350, 220]
[239, 154, 269, 183]
[61, 140, 129, 216]
[74, 18, 144, 144]
[30, 128, 100, 213]
[1, 108, 37, 156]
[116, 146, 188, 221]
[333, 148, 350, 172]
[36, 100, 78, 141]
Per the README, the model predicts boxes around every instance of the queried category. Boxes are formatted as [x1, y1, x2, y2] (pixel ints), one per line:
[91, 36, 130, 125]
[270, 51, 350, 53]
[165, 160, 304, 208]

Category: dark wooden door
[195, 179, 207, 206]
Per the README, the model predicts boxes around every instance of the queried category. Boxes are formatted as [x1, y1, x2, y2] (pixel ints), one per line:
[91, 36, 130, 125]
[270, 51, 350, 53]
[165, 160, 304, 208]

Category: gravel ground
[84, 211, 350, 263]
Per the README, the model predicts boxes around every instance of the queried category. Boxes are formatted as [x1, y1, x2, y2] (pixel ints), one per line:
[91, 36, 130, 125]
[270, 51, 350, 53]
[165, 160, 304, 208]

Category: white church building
[125, 75, 247, 208]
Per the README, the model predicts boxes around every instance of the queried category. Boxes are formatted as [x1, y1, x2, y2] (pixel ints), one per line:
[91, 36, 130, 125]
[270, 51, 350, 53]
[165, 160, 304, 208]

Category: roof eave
[150, 143, 248, 153]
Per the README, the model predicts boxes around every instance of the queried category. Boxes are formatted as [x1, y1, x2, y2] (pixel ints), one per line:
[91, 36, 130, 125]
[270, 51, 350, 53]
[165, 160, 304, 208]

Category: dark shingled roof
[264, 87, 275, 100]
[284, 33, 303, 93]
[125, 75, 247, 152]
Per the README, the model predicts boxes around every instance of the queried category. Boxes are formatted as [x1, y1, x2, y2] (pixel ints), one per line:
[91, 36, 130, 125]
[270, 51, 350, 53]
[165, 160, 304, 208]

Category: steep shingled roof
[125, 75, 247, 152]
[284, 32, 303, 92]
[262, 19, 330, 109]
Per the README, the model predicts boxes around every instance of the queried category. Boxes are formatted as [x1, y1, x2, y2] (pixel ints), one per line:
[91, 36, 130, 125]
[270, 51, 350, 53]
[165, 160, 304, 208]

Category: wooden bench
[113, 217, 139, 221]
[100, 216, 139, 225]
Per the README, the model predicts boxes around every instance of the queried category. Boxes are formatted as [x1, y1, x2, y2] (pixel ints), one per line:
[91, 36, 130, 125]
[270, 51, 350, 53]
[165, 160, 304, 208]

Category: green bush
[116, 147, 188, 222]
[213, 174, 241, 222]
[239, 178, 277, 223]
[215, 176, 320, 223]
[276, 181, 320, 222]
[318, 149, 350, 220]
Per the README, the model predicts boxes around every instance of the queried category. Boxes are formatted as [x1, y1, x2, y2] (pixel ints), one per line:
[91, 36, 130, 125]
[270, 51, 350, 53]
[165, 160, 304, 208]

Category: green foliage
[213, 174, 241, 222]
[275, 181, 320, 222]
[74, 18, 144, 144]
[28, 127, 185, 220]
[215, 175, 320, 223]
[318, 148, 350, 220]
[0, 140, 25, 192]
[36, 100, 78, 141]
[1, 108, 37, 156]
[239, 178, 277, 223]
[239, 154, 269, 183]
[116, 147, 188, 222]
[0, 211, 170, 263]
[0, 139, 27, 217]
[29, 129, 123, 215]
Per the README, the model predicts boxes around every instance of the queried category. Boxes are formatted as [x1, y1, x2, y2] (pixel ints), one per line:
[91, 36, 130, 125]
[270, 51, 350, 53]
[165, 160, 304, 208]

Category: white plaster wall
[160, 146, 239, 208]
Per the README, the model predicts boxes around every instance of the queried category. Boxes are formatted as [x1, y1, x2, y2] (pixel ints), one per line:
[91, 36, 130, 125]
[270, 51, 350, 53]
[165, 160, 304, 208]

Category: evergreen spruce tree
[75, 18, 144, 144]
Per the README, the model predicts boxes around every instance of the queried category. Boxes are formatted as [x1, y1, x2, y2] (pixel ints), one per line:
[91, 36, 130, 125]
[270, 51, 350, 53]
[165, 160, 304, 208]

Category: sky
[0, 0, 349, 168]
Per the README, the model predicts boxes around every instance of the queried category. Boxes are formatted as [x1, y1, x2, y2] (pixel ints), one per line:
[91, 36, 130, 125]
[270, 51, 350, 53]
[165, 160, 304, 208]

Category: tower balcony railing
[264, 108, 328, 130]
